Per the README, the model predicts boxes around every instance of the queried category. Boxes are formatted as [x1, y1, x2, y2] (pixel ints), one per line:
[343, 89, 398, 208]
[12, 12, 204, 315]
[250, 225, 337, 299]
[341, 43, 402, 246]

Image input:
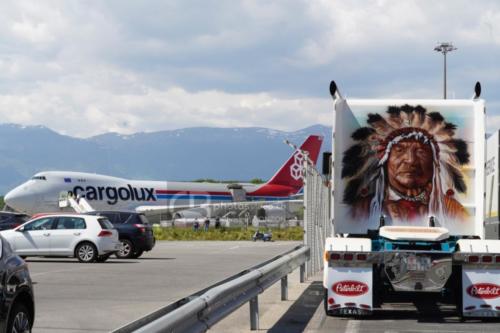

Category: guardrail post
[281, 275, 288, 301]
[300, 263, 305, 283]
[250, 296, 259, 330]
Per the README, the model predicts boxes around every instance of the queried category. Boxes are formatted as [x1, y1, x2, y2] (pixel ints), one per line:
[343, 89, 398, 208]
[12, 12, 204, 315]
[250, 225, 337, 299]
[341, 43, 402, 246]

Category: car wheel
[132, 250, 144, 259]
[96, 253, 111, 263]
[116, 239, 134, 259]
[76, 242, 97, 263]
[7, 302, 31, 333]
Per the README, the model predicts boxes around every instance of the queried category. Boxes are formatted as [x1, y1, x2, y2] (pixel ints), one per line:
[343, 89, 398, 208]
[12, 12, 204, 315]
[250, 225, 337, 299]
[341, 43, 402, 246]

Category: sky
[1, 0, 500, 137]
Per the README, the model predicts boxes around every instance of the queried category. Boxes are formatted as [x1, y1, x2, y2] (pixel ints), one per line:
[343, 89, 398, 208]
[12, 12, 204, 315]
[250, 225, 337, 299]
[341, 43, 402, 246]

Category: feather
[386, 106, 403, 128]
[400, 104, 414, 114]
[434, 122, 457, 140]
[387, 106, 401, 116]
[343, 178, 362, 204]
[422, 112, 445, 132]
[444, 162, 467, 193]
[342, 144, 365, 178]
[367, 113, 394, 135]
[351, 127, 375, 141]
[452, 139, 470, 164]
[411, 105, 426, 127]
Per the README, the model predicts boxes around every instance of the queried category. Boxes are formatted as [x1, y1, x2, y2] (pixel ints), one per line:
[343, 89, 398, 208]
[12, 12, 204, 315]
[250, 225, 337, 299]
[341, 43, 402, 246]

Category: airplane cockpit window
[31, 176, 47, 181]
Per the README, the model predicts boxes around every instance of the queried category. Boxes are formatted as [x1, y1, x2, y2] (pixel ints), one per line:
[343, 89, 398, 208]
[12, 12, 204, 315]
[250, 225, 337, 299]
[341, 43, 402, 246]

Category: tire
[96, 253, 111, 263]
[75, 242, 98, 263]
[7, 302, 32, 333]
[132, 250, 144, 259]
[116, 239, 134, 259]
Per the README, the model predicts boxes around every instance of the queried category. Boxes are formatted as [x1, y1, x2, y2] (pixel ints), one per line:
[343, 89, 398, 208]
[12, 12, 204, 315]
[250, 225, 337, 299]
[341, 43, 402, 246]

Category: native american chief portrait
[341, 104, 470, 225]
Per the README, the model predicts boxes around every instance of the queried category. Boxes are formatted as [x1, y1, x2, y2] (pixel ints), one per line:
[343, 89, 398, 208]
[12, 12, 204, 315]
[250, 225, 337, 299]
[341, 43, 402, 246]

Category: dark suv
[0, 212, 30, 231]
[88, 211, 155, 259]
[0, 235, 35, 333]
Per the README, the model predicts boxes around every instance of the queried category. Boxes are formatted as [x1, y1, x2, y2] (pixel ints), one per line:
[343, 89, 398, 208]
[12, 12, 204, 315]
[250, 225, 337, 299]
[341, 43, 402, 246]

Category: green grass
[153, 225, 304, 241]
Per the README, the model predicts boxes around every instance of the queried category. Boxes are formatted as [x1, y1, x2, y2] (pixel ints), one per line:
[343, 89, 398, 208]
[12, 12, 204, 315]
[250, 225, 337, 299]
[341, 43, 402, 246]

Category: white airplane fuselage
[4, 171, 272, 215]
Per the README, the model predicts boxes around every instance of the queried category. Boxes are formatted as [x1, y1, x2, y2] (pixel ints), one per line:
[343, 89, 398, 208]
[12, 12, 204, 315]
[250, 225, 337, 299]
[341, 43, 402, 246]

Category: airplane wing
[135, 199, 303, 221]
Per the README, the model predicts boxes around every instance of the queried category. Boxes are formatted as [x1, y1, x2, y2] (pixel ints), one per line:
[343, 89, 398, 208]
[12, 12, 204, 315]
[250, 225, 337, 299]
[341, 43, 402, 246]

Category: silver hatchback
[0, 214, 120, 263]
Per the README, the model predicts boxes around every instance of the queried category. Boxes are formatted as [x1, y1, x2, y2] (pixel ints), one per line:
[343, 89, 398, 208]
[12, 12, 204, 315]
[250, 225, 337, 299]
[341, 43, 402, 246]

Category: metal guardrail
[112, 245, 310, 333]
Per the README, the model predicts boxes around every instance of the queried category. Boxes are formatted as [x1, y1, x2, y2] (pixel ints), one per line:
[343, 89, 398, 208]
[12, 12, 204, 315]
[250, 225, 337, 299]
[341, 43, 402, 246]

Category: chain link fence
[303, 160, 332, 278]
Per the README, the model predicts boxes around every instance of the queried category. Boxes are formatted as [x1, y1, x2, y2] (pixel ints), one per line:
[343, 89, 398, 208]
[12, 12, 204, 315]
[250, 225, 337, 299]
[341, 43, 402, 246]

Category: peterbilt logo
[332, 281, 368, 296]
[466, 283, 500, 299]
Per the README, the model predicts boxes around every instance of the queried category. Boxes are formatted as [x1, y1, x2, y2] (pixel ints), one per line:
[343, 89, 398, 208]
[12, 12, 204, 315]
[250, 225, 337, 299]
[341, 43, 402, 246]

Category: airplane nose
[4, 186, 36, 213]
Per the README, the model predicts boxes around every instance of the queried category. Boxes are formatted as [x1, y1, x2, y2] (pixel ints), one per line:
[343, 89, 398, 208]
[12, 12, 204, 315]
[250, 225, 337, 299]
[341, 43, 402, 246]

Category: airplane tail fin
[265, 135, 323, 193]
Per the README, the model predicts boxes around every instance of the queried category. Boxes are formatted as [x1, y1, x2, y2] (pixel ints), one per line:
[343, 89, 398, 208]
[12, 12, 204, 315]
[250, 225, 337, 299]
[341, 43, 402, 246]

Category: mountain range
[0, 124, 331, 195]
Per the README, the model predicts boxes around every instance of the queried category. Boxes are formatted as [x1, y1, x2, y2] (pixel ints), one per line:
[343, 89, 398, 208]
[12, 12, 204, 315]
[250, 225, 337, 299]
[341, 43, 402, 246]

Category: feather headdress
[341, 104, 469, 223]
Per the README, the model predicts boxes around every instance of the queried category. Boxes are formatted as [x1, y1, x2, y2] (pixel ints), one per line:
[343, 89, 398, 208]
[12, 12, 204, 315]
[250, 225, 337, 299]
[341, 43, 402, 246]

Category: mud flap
[324, 266, 373, 316]
[461, 268, 500, 317]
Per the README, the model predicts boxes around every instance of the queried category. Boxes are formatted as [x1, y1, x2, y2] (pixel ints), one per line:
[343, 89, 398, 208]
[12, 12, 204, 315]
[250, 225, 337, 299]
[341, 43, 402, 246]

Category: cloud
[1, 0, 500, 137]
[0, 66, 330, 137]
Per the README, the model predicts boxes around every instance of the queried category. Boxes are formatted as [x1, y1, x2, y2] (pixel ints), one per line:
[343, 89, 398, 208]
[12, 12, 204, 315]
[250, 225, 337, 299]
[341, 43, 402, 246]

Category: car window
[56, 217, 87, 230]
[101, 213, 118, 224]
[16, 215, 30, 224]
[98, 218, 115, 230]
[24, 217, 55, 231]
[120, 213, 132, 223]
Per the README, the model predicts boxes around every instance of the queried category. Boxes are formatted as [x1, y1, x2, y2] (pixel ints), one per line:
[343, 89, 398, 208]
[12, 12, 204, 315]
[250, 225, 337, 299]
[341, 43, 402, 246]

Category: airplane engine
[173, 207, 209, 220]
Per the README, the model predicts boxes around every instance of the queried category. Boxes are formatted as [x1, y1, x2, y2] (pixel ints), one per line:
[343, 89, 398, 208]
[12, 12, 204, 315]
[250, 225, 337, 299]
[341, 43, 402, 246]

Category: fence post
[300, 263, 305, 283]
[249, 296, 259, 330]
[281, 275, 288, 301]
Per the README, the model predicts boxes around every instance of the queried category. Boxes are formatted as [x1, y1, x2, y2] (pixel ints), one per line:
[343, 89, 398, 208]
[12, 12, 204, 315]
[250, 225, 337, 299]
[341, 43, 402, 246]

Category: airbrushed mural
[334, 100, 479, 235]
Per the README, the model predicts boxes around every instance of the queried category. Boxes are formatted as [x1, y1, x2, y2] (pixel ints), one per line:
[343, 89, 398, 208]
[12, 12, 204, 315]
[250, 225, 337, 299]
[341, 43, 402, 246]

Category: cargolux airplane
[4, 135, 323, 216]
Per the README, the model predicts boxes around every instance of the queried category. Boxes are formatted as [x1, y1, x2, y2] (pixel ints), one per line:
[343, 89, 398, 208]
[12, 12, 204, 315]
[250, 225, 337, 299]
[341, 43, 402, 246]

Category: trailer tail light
[330, 253, 341, 261]
[343, 253, 354, 261]
[464, 305, 476, 311]
[98, 230, 113, 237]
[496, 306, 500, 310]
[356, 253, 367, 261]
[496, 256, 500, 263]
[345, 302, 356, 307]
[359, 304, 371, 309]
[328, 297, 335, 305]
[134, 224, 146, 233]
[467, 255, 479, 263]
[480, 304, 492, 309]
[482, 255, 493, 263]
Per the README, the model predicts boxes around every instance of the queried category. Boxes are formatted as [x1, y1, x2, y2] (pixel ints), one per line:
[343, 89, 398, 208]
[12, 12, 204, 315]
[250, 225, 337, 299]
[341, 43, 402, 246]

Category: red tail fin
[249, 135, 323, 197]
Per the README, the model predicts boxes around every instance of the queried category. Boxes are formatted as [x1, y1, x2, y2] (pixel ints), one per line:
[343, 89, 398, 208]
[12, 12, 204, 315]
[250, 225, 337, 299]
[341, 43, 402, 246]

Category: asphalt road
[27, 240, 301, 333]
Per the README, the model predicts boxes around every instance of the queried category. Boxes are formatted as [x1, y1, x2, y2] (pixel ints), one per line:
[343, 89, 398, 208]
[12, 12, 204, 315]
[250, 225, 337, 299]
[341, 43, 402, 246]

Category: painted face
[387, 139, 433, 193]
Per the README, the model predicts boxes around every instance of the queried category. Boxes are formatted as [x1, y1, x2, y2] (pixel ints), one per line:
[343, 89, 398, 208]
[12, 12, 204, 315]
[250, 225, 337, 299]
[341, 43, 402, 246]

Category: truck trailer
[323, 81, 500, 318]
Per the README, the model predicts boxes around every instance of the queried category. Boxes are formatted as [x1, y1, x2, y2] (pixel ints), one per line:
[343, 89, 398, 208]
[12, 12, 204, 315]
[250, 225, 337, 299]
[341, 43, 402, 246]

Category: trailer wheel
[324, 288, 334, 316]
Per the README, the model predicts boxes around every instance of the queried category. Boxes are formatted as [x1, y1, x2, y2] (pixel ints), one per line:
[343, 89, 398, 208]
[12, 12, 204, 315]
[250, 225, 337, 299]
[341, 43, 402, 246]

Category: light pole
[434, 42, 457, 99]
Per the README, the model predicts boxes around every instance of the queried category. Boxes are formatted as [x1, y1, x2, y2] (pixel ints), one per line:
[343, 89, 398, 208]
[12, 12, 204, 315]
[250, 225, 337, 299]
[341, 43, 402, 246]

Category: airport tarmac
[27, 240, 300, 333]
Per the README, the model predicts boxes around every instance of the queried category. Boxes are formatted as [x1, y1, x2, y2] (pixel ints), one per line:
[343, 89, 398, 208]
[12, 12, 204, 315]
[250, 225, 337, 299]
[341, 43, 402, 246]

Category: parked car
[0, 235, 35, 333]
[0, 212, 30, 231]
[87, 211, 155, 259]
[0, 214, 120, 263]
